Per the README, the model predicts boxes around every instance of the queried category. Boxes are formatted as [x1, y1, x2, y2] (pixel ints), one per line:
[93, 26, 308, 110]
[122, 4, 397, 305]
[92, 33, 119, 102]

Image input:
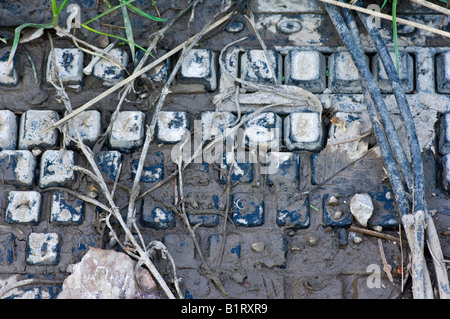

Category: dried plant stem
[49, 60, 176, 299]
[125, 23, 205, 233]
[75, 130, 176, 299]
[44, 11, 234, 133]
[349, 225, 404, 243]
[410, 0, 450, 16]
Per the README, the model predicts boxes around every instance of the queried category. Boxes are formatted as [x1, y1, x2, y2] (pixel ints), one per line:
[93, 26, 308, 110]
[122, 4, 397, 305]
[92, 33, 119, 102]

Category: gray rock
[57, 247, 160, 299]
[350, 193, 374, 227]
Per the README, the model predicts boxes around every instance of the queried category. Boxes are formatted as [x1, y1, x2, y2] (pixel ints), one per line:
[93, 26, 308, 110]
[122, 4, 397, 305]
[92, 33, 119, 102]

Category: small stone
[334, 210, 342, 219]
[350, 193, 374, 227]
[372, 225, 383, 232]
[353, 236, 363, 244]
[328, 196, 339, 206]
[31, 149, 42, 157]
[306, 235, 319, 246]
[251, 241, 265, 252]
[57, 247, 159, 299]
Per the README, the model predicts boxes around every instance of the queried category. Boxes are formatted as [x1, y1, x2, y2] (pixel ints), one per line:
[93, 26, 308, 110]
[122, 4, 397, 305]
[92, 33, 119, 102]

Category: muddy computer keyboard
[0, 0, 449, 299]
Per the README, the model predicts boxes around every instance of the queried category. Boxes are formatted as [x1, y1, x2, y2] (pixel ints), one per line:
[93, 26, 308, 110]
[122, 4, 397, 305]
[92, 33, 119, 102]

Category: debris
[350, 193, 374, 227]
[378, 238, 394, 283]
[252, 242, 265, 253]
[57, 248, 160, 299]
[349, 225, 403, 243]
[306, 235, 319, 247]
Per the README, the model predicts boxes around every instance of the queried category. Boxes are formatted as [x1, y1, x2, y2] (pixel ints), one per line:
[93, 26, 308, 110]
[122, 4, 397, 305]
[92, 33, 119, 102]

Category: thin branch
[349, 225, 404, 243]
[410, 0, 450, 16]
[378, 238, 394, 283]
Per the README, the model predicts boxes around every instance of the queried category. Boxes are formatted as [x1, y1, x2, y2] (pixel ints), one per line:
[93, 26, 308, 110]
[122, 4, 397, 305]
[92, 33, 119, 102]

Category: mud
[0, 0, 449, 299]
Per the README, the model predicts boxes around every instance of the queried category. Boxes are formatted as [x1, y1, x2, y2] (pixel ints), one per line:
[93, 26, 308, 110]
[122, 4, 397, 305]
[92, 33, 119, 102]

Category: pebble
[277, 20, 302, 35]
[306, 235, 319, 246]
[334, 210, 342, 219]
[372, 225, 383, 232]
[251, 241, 265, 252]
[328, 195, 339, 206]
[350, 193, 374, 227]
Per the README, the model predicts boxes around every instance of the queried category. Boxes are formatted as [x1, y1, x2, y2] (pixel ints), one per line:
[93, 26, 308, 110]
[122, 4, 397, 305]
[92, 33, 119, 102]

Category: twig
[74, 129, 176, 299]
[49, 61, 176, 299]
[174, 136, 228, 296]
[410, 0, 450, 16]
[378, 238, 394, 283]
[399, 225, 405, 291]
[319, 0, 450, 39]
[83, 42, 116, 75]
[425, 213, 450, 298]
[300, 146, 378, 195]
[41, 187, 112, 213]
[124, 16, 208, 234]
[23, 47, 38, 84]
[349, 225, 404, 243]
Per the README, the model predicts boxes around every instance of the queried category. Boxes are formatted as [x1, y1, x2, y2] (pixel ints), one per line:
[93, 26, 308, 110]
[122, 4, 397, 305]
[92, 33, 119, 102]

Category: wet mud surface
[0, 0, 449, 299]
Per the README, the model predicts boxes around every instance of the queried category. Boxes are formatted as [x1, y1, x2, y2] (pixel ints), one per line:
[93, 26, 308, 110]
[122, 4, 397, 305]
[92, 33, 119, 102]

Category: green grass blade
[81, 24, 153, 58]
[7, 23, 53, 65]
[23, 47, 38, 84]
[125, 3, 167, 22]
[393, 0, 400, 75]
[381, 0, 389, 9]
[121, 3, 135, 62]
[57, 0, 70, 14]
[51, 0, 58, 15]
[84, 0, 135, 25]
